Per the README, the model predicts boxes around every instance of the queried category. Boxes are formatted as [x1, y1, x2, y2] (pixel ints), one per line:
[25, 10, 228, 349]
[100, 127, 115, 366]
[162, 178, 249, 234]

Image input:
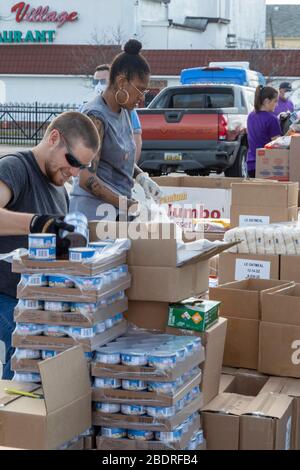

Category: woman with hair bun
[246, 85, 282, 178]
[70, 39, 162, 220]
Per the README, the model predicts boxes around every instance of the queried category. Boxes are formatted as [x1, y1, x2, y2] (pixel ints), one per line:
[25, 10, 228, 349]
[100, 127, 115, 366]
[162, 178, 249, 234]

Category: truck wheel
[225, 145, 248, 178]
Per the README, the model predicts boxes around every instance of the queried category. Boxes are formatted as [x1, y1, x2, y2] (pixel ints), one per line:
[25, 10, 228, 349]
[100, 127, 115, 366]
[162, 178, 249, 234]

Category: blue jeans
[0, 294, 17, 379]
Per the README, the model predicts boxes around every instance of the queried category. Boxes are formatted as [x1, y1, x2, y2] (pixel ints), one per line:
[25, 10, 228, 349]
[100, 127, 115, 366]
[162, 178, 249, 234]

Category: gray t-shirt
[0, 151, 69, 298]
[70, 94, 136, 220]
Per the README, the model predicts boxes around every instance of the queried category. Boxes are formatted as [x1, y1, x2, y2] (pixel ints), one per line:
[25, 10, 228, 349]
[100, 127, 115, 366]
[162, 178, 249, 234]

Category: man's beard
[45, 160, 61, 186]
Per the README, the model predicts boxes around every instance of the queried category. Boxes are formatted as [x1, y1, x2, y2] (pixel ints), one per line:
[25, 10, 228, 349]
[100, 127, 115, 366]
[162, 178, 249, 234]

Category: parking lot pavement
[0, 145, 30, 156]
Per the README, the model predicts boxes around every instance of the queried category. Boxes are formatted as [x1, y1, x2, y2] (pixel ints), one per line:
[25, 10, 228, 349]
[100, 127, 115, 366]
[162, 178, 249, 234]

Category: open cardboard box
[202, 390, 293, 450]
[89, 222, 237, 302]
[0, 346, 91, 450]
[261, 283, 300, 324]
[260, 376, 300, 450]
[210, 279, 292, 320]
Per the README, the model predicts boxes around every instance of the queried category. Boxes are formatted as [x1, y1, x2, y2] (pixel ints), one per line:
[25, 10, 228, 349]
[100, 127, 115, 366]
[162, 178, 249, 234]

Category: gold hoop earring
[115, 89, 129, 106]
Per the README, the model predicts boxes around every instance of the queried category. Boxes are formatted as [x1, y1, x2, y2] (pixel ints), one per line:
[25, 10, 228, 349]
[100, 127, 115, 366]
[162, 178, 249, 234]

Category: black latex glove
[30, 215, 75, 258]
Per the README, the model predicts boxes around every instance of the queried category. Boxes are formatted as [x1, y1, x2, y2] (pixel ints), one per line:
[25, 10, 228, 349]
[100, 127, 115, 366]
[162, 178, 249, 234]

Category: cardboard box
[219, 253, 280, 284]
[255, 148, 289, 180]
[261, 283, 300, 325]
[289, 135, 300, 185]
[93, 371, 202, 407]
[96, 414, 201, 451]
[202, 391, 293, 450]
[259, 321, 300, 378]
[239, 393, 293, 450]
[92, 347, 205, 382]
[89, 222, 233, 302]
[12, 252, 127, 276]
[16, 274, 131, 303]
[0, 346, 91, 450]
[167, 317, 228, 407]
[92, 395, 202, 431]
[231, 181, 298, 207]
[202, 393, 253, 450]
[12, 319, 127, 353]
[223, 317, 259, 370]
[14, 297, 128, 327]
[221, 372, 268, 395]
[230, 205, 298, 228]
[154, 176, 245, 221]
[210, 279, 290, 320]
[260, 376, 300, 450]
[128, 263, 210, 302]
[281, 256, 300, 283]
[219, 373, 236, 393]
[168, 299, 220, 332]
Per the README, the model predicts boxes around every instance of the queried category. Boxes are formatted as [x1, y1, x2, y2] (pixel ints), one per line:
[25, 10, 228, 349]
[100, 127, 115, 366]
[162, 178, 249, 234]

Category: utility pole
[269, 15, 276, 49]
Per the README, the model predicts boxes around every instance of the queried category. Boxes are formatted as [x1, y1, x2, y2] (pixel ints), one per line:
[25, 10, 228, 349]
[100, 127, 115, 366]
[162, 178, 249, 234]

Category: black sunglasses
[59, 131, 91, 170]
[92, 78, 107, 86]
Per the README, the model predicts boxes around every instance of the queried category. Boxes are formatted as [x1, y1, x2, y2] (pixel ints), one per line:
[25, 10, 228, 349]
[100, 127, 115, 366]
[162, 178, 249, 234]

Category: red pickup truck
[138, 84, 255, 177]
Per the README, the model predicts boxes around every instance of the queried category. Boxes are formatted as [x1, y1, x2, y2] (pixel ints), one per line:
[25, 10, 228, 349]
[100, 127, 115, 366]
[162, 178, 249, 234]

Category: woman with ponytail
[246, 85, 282, 177]
[70, 39, 162, 220]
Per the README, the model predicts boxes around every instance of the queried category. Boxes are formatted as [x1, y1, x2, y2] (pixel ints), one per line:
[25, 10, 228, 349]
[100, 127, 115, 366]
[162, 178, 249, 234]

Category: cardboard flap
[177, 241, 239, 267]
[38, 346, 90, 413]
[281, 379, 300, 398]
[259, 377, 287, 395]
[202, 393, 253, 416]
[244, 393, 293, 419]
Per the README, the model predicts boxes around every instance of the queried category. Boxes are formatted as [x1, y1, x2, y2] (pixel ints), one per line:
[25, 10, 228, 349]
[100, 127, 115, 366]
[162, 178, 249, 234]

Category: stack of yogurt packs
[92, 331, 206, 450]
[11, 213, 131, 384]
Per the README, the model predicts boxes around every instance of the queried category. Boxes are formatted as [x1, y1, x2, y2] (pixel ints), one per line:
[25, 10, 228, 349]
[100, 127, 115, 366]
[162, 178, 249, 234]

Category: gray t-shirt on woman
[70, 94, 136, 220]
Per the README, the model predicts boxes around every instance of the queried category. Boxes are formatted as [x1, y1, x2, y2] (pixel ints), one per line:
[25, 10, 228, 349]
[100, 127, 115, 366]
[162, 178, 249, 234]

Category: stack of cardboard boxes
[209, 279, 292, 370]
[256, 134, 300, 184]
[219, 181, 299, 284]
[89, 222, 232, 442]
[202, 371, 293, 450]
[259, 283, 300, 378]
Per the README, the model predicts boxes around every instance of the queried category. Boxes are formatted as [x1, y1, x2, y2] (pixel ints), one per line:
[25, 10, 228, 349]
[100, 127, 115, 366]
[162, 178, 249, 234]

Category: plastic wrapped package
[282, 227, 296, 255]
[293, 227, 300, 255]
[263, 227, 276, 255]
[245, 227, 257, 254]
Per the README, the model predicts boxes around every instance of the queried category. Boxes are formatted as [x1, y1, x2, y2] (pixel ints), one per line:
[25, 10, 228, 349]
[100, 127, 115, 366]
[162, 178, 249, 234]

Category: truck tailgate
[138, 109, 219, 142]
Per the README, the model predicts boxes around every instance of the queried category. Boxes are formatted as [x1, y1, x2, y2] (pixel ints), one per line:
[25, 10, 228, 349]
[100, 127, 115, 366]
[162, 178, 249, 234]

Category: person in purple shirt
[247, 85, 282, 177]
[274, 82, 294, 116]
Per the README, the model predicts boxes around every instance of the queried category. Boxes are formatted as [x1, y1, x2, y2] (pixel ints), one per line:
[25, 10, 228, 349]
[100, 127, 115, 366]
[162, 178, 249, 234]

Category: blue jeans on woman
[0, 294, 17, 379]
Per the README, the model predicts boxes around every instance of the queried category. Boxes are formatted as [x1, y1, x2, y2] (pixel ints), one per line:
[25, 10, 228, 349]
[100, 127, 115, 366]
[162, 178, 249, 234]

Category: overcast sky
[266, 0, 300, 4]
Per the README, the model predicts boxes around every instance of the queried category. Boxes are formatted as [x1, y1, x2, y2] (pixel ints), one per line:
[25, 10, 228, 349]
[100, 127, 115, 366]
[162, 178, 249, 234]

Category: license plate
[164, 153, 182, 161]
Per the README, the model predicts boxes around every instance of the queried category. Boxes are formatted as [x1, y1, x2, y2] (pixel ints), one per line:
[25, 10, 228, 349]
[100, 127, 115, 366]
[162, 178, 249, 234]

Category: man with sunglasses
[0, 111, 100, 379]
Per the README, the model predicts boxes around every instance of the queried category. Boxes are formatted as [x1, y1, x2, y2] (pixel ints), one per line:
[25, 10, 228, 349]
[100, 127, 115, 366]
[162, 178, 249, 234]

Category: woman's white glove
[136, 172, 163, 204]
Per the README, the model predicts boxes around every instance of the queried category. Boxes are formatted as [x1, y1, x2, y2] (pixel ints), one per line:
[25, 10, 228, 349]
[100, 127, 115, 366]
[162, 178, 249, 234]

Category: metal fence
[0, 102, 78, 146]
